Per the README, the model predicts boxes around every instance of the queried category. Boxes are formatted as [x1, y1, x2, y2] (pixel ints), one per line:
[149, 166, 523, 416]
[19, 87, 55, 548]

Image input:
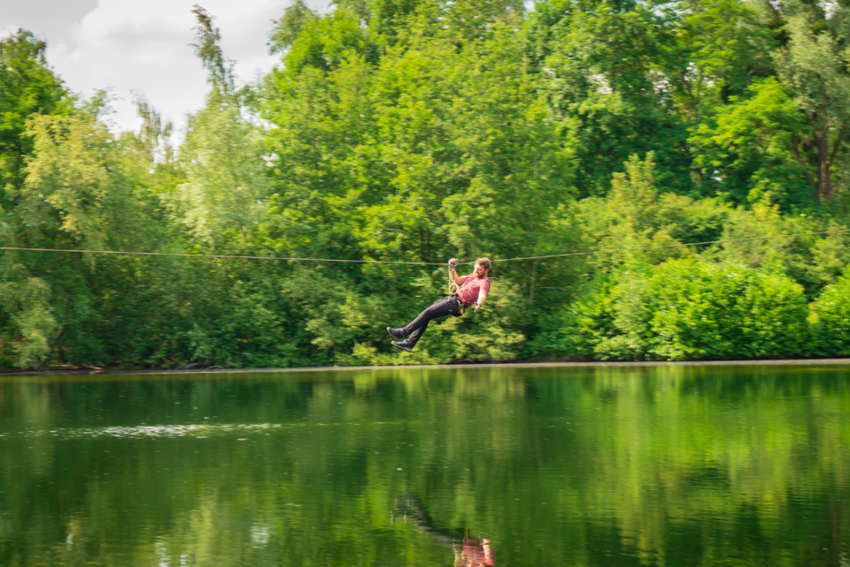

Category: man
[387, 257, 491, 352]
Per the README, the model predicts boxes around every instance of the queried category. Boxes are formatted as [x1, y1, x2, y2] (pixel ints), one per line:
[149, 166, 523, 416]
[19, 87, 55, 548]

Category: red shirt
[457, 274, 490, 306]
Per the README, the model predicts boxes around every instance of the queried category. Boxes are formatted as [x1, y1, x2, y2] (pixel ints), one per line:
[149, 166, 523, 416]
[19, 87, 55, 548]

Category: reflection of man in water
[391, 494, 495, 566]
[455, 537, 495, 566]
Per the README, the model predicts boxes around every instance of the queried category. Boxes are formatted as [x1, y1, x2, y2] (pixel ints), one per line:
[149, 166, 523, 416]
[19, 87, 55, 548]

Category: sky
[1, 0, 330, 134]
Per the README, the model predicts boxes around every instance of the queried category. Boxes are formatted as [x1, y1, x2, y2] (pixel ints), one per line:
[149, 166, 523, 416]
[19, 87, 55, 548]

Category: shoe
[387, 327, 405, 339]
[391, 340, 413, 353]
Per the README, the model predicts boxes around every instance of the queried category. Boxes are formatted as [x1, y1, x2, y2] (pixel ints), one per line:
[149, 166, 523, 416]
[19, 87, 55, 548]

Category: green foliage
[538, 259, 810, 360]
[370, 0, 427, 42]
[0, 110, 181, 369]
[168, 95, 269, 248]
[762, 0, 850, 201]
[690, 78, 812, 208]
[5, 0, 850, 369]
[531, 0, 691, 196]
[284, 11, 372, 73]
[20, 114, 140, 249]
[809, 267, 850, 355]
[0, 30, 72, 202]
[568, 154, 731, 278]
[190, 5, 235, 96]
[0, 274, 57, 368]
[268, 0, 319, 54]
[664, 0, 774, 114]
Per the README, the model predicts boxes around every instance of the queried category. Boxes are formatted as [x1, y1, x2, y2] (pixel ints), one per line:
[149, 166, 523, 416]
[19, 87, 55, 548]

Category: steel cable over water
[2, 229, 849, 265]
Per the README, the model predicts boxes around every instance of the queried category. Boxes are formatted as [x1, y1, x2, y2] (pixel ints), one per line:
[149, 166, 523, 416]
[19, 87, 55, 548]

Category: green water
[1, 365, 849, 566]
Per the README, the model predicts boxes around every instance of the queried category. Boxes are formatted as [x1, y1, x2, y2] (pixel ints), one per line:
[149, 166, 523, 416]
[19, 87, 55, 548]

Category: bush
[542, 259, 810, 361]
[809, 268, 850, 356]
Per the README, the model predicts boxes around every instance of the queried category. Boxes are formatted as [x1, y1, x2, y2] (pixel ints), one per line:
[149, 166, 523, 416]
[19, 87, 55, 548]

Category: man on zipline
[387, 257, 491, 352]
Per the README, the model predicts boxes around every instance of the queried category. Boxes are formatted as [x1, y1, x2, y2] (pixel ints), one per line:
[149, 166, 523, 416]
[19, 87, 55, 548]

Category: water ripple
[4, 423, 293, 440]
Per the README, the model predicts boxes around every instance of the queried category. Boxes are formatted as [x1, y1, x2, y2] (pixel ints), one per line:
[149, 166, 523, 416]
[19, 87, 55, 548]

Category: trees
[759, 0, 850, 201]
[0, 31, 74, 367]
[0, 30, 71, 204]
[529, 0, 691, 196]
[268, 0, 319, 55]
[168, 98, 268, 248]
[689, 78, 812, 208]
[5, 0, 850, 368]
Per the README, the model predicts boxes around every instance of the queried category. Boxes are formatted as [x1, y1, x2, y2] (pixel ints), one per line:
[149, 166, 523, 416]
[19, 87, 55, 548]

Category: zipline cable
[489, 228, 850, 263]
[0, 247, 447, 265]
[1, 228, 848, 265]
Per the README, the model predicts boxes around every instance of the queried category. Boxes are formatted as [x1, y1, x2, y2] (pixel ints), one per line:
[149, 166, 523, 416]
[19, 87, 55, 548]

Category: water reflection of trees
[0, 366, 848, 565]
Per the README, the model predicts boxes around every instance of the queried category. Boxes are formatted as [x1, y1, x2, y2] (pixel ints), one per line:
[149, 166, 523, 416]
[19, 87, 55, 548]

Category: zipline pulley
[448, 260, 459, 295]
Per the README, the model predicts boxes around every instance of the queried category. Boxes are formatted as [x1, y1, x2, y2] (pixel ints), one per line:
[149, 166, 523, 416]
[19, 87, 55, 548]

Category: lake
[1, 363, 848, 566]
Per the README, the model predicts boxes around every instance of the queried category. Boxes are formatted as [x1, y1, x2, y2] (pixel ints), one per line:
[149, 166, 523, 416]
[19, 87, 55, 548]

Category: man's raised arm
[448, 258, 466, 285]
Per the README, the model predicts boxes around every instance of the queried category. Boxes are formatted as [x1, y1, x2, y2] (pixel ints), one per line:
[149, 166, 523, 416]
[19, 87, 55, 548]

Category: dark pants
[402, 297, 458, 348]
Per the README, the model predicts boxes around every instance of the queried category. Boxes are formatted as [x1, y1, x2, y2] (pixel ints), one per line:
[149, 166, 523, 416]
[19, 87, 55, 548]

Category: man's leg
[400, 298, 454, 349]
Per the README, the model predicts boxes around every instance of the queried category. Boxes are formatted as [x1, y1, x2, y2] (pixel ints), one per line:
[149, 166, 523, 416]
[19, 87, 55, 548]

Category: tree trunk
[815, 130, 831, 201]
[810, 112, 844, 201]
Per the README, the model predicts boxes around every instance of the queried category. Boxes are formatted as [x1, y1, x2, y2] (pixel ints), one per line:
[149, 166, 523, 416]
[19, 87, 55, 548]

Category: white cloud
[37, 0, 328, 135]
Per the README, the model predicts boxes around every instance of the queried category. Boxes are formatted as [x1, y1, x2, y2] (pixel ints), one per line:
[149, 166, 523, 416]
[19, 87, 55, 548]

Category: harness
[447, 262, 465, 317]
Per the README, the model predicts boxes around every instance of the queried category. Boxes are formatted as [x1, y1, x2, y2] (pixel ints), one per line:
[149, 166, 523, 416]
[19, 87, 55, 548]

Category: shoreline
[3, 357, 850, 378]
